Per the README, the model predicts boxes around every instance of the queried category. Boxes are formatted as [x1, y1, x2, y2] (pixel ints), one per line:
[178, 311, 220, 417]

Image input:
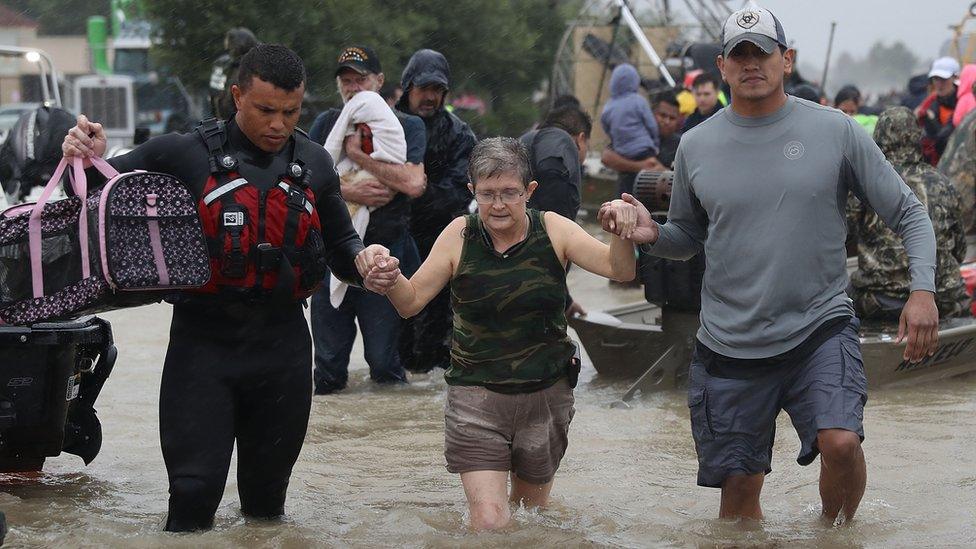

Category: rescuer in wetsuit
[62, 45, 400, 532]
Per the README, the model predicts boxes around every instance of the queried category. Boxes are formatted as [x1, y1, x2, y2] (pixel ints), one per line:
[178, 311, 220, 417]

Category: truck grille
[78, 86, 130, 130]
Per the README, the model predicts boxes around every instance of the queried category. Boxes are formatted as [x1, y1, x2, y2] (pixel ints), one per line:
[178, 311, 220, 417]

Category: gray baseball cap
[720, 2, 788, 58]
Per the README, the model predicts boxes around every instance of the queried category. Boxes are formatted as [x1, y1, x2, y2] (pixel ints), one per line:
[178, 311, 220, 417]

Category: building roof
[0, 4, 39, 28]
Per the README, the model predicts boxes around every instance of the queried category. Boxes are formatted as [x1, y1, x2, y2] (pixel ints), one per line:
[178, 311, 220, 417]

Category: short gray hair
[467, 137, 531, 187]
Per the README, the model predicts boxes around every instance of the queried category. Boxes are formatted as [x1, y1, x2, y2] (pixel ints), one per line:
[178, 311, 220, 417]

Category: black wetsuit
[101, 120, 363, 531]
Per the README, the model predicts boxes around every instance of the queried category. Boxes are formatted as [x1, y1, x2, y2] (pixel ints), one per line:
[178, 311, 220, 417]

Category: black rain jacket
[396, 50, 477, 238]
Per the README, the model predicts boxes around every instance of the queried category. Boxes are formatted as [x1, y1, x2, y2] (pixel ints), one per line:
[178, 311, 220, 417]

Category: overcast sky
[752, 0, 965, 70]
[663, 0, 968, 71]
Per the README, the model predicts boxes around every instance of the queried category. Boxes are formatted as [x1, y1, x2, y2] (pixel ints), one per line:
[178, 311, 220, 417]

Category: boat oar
[613, 345, 676, 406]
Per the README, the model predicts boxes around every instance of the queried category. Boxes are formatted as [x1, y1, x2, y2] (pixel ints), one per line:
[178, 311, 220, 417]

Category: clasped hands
[355, 245, 401, 294]
[597, 193, 658, 243]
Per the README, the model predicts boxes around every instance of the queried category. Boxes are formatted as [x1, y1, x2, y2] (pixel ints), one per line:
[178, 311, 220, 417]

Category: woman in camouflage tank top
[365, 137, 638, 531]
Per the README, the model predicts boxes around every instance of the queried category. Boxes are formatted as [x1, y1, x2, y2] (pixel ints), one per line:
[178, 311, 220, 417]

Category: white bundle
[323, 91, 407, 307]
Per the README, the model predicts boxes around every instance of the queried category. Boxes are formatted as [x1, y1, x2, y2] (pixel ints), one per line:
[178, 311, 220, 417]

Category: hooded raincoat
[848, 107, 969, 318]
[395, 50, 477, 246]
[599, 64, 659, 160]
[952, 64, 976, 127]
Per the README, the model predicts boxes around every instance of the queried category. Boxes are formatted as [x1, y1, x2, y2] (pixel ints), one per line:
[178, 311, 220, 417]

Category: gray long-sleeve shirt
[645, 96, 936, 359]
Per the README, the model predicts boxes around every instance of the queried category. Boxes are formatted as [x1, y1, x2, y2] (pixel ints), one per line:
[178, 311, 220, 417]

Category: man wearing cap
[307, 45, 428, 394]
[918, 56, 961, 164]
[395, 49, 477, 374]
[599, 1, 939, 524]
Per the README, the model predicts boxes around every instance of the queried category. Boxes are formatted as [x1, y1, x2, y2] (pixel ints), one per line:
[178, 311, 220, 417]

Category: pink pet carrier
[0, 155, 210, 325]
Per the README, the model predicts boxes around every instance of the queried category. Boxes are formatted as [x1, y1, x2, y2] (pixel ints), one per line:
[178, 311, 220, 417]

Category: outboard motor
[632, 170, 705, 311]
[0, 106, 76, 203]
[0, 316, 116, 472]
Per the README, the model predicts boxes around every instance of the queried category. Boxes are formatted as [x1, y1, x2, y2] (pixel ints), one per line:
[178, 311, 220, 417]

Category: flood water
[2, 233, 976, 547]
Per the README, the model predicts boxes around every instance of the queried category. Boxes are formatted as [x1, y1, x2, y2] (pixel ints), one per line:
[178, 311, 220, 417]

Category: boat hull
[570, 302, 976, 393]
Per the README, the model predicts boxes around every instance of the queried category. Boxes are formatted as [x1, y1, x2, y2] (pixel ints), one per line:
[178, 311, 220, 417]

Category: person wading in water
[600, 1, 939, 524]
[364, 137, 639, 530]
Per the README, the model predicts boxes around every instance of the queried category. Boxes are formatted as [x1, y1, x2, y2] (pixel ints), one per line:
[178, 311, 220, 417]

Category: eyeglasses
[474, 189, 525, 205]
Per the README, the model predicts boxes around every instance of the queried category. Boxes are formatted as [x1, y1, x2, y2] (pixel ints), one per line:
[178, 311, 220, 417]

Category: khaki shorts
[444, 379, 575, 484]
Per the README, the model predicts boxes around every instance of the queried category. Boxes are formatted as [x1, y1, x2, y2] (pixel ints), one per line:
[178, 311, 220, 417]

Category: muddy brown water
[2, 232, 975, 547]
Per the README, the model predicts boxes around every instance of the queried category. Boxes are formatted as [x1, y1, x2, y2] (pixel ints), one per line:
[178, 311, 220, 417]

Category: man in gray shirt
[600, 2, 939, 524]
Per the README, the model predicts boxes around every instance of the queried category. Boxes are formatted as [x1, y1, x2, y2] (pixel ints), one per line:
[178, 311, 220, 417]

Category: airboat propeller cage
[630, 169, 705, 313]
[633, 170, 675, 214]
[612, 0, 676, 87]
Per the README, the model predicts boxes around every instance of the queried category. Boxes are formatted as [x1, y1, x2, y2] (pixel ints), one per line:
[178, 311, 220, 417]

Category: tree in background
[2, 0, 111, 35]
[143, 0, 575, 136]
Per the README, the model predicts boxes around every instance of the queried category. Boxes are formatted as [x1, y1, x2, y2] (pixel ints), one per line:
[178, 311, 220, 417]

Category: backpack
[0, 106, 77, 202]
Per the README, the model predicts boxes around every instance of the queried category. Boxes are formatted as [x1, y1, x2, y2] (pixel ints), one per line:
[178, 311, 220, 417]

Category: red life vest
[189, 119, 328, 301]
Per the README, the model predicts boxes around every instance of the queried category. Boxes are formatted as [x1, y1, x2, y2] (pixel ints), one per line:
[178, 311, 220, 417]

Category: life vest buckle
[256, 243, 282, 273]
[285, 186, 307, 212]
[221, 249, 247, 278]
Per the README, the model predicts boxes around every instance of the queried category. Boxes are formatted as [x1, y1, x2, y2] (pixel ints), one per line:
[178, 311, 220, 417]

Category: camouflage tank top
[447, 209, 576, 394]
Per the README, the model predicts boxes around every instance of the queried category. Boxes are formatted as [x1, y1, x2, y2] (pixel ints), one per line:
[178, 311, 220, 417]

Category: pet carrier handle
[87, 156, 120, 180]
[65, 155, 120, 194]
[27, 156, 117, 299]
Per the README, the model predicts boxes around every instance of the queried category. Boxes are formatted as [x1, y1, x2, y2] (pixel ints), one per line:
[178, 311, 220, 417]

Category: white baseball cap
[720, 1, 788, 58]
[928, 56, 960, 80]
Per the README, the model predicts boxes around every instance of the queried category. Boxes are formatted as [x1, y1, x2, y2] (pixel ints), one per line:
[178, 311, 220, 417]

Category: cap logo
[338, 47, 369, 64]
[737, 11, 759, 29]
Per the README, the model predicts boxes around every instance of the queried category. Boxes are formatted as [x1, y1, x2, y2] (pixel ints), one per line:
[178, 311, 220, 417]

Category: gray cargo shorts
[444, 379, 575, 484]
[688, 318, 868, 488]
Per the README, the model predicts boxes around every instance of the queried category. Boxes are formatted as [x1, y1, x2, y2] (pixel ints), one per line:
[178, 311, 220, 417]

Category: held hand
[364, 264, 402, 295]
[897, 290, 939, 362]
[62, 114, 107, 160]
[357, 244, 402, 295]
[603, 200, 638, 238]
[340, 178, 394, 207]
[617, 193, 658, 244]
[354, 244, 392, 277]
[598, 194, 656, 241]
[597, 202, 612, 234]
[357, 245, 401, 294]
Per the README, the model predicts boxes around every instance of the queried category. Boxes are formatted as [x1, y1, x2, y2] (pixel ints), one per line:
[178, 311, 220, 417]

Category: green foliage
[2, 0, 111, 35]
[143, 0, 569, 136]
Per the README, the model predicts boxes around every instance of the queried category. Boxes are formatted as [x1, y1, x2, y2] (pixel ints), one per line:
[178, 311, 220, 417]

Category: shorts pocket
[840, 336, 868, 402]
[544, 382, 576, 427]
[687, 386, 714, 441]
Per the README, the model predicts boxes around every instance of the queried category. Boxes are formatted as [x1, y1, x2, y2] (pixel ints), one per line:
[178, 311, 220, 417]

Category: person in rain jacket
[952, 64, 976, 127]
[394, 49, 477, 373]
[847, 107, 969, 320]
[918, 56, 960, 164]
[938, 106, 976, 260]
[599, 63, 660, 196]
